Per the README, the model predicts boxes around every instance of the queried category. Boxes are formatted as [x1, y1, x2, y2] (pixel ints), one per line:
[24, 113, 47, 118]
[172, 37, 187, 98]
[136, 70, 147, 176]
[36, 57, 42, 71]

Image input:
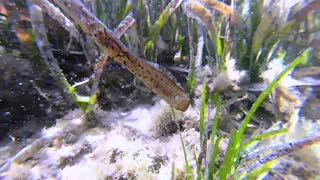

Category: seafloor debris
[0, 102, 201, 179]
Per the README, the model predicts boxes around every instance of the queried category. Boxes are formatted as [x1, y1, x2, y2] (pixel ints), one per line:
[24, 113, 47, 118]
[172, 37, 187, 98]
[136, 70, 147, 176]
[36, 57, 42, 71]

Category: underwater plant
[0, 0, 319, 179]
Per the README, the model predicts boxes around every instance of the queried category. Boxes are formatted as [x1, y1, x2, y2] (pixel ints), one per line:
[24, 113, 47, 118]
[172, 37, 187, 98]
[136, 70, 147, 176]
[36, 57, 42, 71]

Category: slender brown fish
[51, 0, 190, 111]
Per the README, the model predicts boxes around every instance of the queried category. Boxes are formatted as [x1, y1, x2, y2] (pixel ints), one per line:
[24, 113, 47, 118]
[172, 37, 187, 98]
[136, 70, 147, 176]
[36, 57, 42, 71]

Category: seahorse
[51, 0, 190, 111]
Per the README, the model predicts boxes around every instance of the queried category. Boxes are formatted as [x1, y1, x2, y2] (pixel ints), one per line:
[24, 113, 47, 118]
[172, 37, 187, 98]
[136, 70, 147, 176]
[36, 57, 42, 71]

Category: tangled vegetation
[0, 0, 320, 179]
